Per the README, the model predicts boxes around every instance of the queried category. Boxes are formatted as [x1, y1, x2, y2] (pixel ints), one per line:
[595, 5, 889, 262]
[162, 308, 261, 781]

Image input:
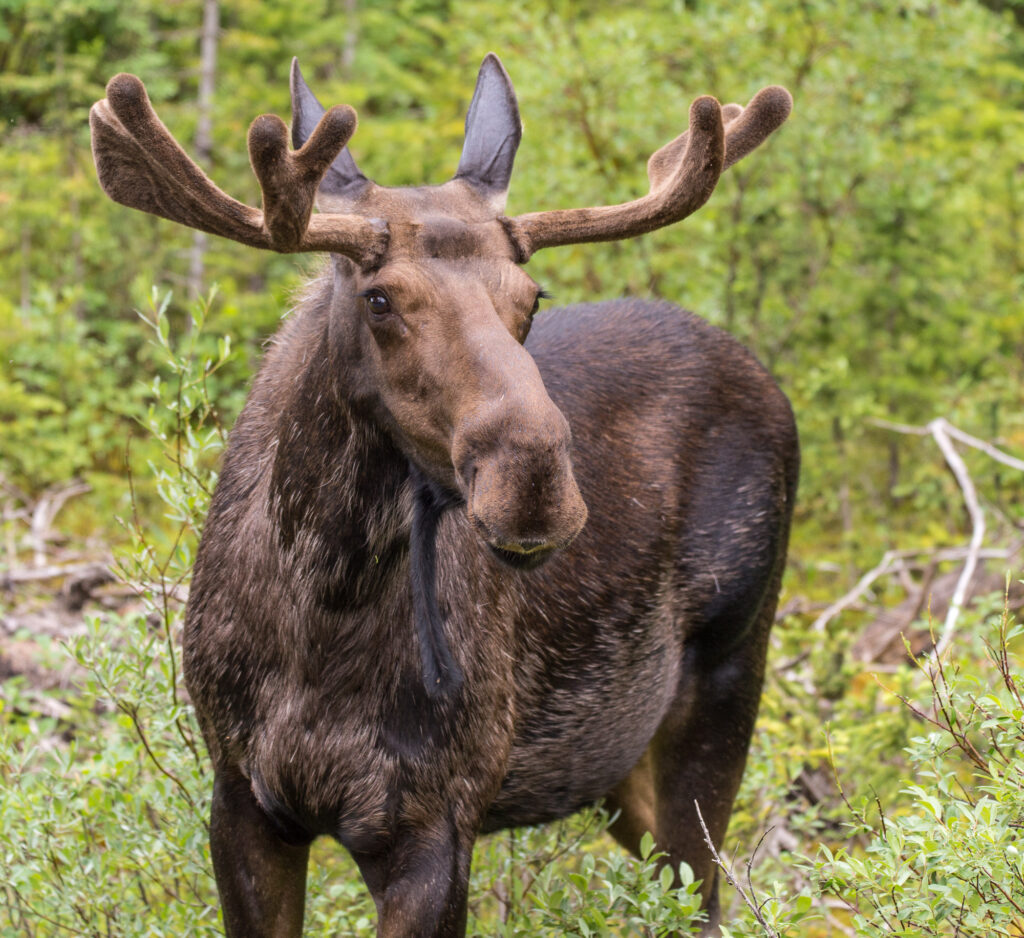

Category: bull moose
[90, 53, 798, 938]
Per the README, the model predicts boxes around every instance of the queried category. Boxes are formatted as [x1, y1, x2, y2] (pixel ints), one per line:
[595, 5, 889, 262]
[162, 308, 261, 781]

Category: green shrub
[812, 609, 1024, 937]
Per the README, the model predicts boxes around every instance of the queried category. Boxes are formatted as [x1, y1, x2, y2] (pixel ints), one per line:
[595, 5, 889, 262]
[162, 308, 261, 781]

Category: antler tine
[505, 96, 724, 262]
[721, 85, 792, 170]
[248, 105, 388, 256]
[504, 85, 792, 262]
[90, 73, 388, 265]
[645, 86, 791, 181]
[91, 74, 268, 247]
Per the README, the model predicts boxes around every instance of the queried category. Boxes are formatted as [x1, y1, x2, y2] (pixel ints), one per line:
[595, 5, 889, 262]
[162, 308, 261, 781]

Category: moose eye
[361, 289, 392, 317]
[532, 288, 553, 317]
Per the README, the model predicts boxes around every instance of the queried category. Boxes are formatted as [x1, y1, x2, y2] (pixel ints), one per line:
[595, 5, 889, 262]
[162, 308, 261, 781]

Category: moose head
[90, 55, 790, 571]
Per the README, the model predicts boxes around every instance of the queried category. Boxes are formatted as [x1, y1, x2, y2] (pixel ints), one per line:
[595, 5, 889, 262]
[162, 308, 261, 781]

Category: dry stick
[872, 417, 1024, 473]
[809, 545, 1013, 639]
[28, 481, 91, 567]
[925, 419, 985, 661]
[873, 418, 996, 661]
[821, 418, 1023, 659]
[1, 560, 112, 585]
[811, 549, 904, 634]
[694, 800, 781, 938]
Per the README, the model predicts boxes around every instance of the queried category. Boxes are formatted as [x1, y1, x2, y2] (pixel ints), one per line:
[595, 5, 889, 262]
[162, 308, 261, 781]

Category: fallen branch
[873, 418, 1016, 661]
[28, 480, 91, 567]
[871, 417, 1024, 473]
[815, 419, 1023, 662]
[810, 545, 1011, 636]
[695, 799, 781, 938]
[1, 560, 112, 587]
[926, 420, 985, 659]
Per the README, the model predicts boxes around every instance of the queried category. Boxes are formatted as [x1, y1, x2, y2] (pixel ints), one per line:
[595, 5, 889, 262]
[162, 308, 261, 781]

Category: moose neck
[267, 275, 462, 699]
[268, 293, 411, 611]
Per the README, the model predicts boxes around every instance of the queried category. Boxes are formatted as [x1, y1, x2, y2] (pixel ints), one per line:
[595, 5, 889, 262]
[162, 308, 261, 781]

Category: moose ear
[454, 53, 522, 205]
[290, 58, 370, 199]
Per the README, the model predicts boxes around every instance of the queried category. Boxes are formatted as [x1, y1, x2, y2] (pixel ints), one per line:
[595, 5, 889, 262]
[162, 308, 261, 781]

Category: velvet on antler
[503, 85, 792, 262]
[89, 73, 389, 266]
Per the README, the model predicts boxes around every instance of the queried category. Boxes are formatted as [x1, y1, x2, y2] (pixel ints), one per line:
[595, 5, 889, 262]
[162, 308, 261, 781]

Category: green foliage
[0, 611, 217, 935]
[813, 614, 1024, 936]
[0, 286, 145, 487]
[468, 823, 706, 937]
[0, 293, 227, 935]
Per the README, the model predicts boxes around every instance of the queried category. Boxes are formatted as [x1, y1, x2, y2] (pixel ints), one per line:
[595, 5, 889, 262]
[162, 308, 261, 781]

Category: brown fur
[90, 54, 797, 938]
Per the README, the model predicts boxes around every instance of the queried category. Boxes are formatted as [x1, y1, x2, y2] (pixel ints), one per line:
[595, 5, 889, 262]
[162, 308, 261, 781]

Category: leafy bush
[0, 611, 218, 935]
[813, 610, 1024, 936]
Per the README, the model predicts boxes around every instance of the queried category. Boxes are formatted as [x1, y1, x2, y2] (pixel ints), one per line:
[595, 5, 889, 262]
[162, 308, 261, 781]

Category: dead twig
[872, 418, 1018, 662]
[1, 561, 112, 587]
[925, 421, 984, 659]
[694, 799, 781, 938]
[28, 481, 91, 567]
[815, 419, 1022, 663]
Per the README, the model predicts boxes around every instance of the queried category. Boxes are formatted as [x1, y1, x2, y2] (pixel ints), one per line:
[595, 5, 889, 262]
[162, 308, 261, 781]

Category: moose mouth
[487, 542, 558, 571]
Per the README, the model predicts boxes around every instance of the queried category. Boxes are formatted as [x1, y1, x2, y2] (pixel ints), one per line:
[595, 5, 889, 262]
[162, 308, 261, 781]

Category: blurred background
[2, 1, 1024, 934]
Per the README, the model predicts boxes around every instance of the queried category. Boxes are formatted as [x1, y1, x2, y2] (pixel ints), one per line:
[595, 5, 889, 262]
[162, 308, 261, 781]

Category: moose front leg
[354, 827, 474, 938]
[209, 767, 311, 938]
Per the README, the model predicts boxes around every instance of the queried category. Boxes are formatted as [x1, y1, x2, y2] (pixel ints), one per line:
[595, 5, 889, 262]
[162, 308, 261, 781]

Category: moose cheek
[366, 314, 409, 347]
[380, 383, 458, 480]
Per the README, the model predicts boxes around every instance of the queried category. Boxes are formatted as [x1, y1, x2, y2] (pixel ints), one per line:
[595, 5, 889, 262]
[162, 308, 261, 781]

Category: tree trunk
[188, 0, 220, 305]
[342, 0, 358, 79]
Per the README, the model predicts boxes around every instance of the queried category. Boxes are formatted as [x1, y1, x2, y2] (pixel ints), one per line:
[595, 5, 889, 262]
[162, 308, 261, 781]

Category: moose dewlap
[91, 53, 797, 938]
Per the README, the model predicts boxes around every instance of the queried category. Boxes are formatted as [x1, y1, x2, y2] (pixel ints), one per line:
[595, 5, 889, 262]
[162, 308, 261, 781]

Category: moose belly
[483, 640, 680, 831]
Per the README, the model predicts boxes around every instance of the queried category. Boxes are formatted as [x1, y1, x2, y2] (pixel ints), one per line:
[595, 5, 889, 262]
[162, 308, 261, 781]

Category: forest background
[2, 0, 1024, 935]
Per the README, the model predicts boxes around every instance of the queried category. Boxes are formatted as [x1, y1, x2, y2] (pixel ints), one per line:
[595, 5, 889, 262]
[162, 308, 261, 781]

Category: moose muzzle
[452, 377, 587, 570]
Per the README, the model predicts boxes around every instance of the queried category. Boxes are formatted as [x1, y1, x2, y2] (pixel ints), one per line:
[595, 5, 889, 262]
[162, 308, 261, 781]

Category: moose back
[90, 54, 798, 938]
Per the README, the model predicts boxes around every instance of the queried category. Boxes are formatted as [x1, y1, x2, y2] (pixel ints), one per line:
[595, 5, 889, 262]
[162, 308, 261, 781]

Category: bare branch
[811, 549, 904, 634]
[694, 800, 781, 938]
[926, 419, 986, 660]
[872, 416, 1024, 473]
[822, 418, 1023, 657]
[1, 560, 111, 587]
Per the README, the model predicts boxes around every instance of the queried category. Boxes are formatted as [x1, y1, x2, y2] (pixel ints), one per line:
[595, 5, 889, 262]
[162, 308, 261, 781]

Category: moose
[90, 54, 798, 937]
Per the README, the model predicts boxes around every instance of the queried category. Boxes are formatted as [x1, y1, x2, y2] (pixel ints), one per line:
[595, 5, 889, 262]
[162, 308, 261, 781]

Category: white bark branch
[859, 417, 1022, 661]
[927, 419, 985, 659]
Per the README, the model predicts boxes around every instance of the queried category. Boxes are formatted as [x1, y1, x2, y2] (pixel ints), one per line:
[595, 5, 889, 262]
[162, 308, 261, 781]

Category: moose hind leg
[209, 766, 311, 938]
[606, 604, 775, 936]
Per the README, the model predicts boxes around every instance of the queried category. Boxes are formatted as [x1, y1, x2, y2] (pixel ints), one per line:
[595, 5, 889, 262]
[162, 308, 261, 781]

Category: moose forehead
[384, 215, 514, 262]
[332, 181, 519, 264]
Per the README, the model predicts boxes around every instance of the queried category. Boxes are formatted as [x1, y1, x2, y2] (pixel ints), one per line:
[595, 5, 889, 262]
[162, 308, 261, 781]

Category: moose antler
[90, 73, 388, 266]
[504, 85, 792, 261]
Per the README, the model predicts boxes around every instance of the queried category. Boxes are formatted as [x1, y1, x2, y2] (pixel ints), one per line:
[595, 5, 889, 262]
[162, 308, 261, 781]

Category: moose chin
[91, 52, 797, 938]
